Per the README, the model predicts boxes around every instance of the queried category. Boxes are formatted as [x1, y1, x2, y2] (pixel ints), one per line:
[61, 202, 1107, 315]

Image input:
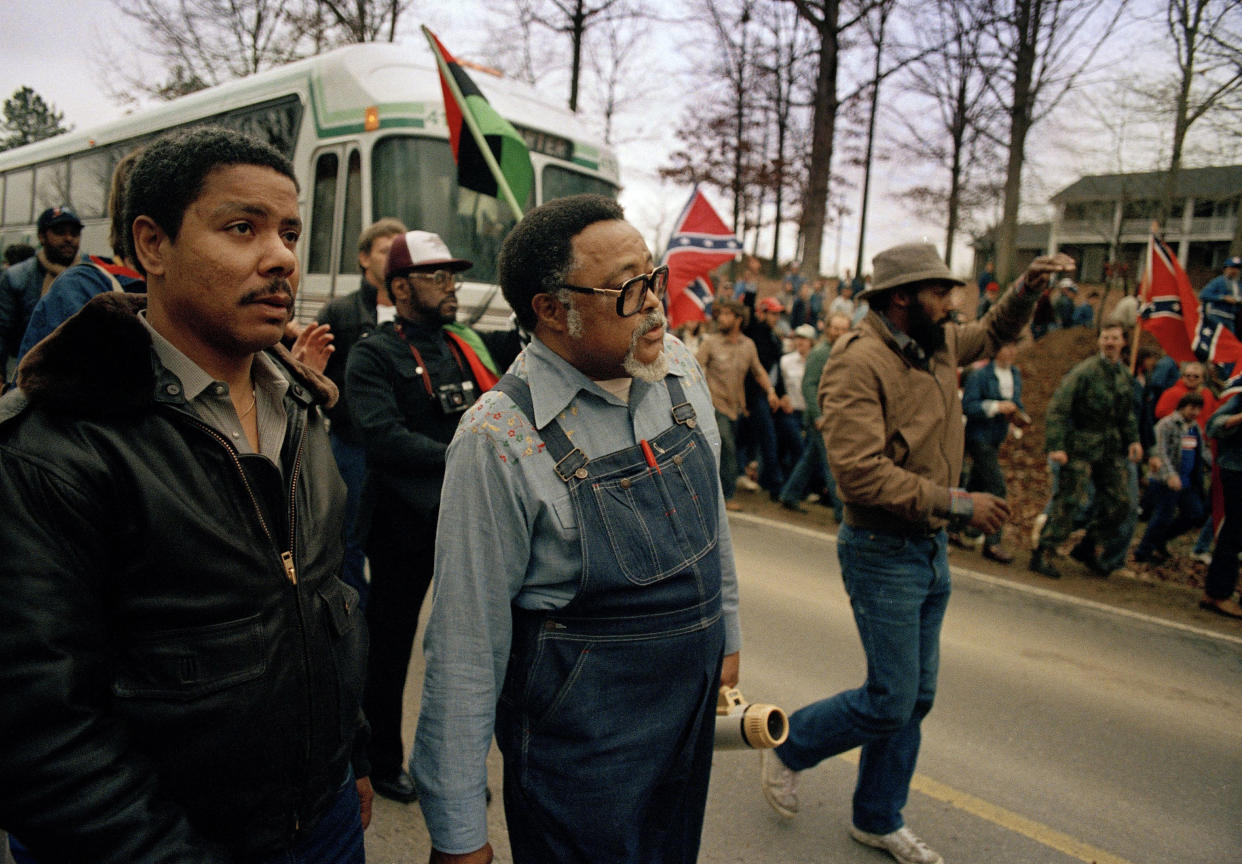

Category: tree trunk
[996, 0, 1037, 285]
[569, 0, 586, 112]
[798, 3, 839, 279]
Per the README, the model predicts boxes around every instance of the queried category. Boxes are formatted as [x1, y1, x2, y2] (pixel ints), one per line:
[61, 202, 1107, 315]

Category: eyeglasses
[405, 270, 462, 291]
[561, 265, 669, 317]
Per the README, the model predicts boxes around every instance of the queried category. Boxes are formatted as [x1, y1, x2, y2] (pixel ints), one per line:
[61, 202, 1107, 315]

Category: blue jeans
[777, 525, 951, 835]
[329, 434, 369, 612]
[1136, 480, 1206, 559]
[257, 770, 365, 864]
[779, 428, 843, 520]
[715, 411, 739, 500]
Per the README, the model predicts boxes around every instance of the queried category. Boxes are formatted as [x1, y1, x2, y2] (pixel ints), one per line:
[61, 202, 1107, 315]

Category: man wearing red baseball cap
[344, 230, 511, 805]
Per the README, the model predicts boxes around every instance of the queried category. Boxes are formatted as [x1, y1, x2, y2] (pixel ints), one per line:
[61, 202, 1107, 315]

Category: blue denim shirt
[413, 334, 742, 855]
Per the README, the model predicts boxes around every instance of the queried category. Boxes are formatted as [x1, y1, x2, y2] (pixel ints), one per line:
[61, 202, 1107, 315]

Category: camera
[715, 686, 789, 751]
[437, 380, 476, 414]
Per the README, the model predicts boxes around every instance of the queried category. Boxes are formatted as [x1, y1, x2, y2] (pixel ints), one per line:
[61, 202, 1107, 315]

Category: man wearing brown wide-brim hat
[759, 242, 1074, 864]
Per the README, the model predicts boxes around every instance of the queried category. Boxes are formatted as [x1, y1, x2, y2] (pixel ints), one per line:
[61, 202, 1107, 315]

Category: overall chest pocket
[589, 436, 718, 585]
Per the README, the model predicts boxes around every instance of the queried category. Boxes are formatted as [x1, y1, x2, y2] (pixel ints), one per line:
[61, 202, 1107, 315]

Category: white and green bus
[0, 42, 620, 328]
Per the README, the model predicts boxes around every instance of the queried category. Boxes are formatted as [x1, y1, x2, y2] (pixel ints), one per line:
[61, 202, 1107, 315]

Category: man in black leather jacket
[316, 217, 407, 612]
[0, 127, 370, 863]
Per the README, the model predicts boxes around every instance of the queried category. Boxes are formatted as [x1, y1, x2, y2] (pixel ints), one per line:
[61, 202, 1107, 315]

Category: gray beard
[566, 300, 668, 382]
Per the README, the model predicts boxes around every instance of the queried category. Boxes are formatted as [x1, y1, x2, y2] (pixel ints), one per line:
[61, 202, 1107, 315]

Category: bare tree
[981, 0, 1124, 284]
[661, 0, 762, 239]
[895, 0, 1003, 266]
[585, 12, 653, 144]
[781, 0, 895, 279]
[113, 0, 311, 94]
[313, 0, 411, 42]
[106, 0, 412, 102]
[753, 1, 814, 268]
[1155, 0, 1242, 222]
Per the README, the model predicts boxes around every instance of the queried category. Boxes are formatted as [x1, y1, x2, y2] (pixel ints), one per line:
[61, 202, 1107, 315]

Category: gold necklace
[237, 387, 257, 419]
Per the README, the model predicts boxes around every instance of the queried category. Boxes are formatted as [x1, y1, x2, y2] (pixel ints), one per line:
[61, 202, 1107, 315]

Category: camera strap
[393, 320, 468, 399]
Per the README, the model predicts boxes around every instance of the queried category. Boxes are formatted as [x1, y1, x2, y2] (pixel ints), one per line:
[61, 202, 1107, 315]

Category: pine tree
[1, 86, 71, 152]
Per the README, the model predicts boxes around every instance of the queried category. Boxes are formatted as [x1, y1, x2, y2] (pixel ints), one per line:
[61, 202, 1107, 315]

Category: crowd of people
[0, 122, 1240, 864]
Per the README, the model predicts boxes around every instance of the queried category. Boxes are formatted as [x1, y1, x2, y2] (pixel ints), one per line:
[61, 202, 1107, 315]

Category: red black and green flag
[422, 26, 534, 217]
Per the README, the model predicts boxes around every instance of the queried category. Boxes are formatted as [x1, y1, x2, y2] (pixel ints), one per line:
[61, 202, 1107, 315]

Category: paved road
[365, 513, 1242, 863]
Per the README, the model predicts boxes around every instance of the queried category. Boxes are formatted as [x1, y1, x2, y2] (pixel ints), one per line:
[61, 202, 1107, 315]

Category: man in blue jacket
[0, 205, 83, 381]
[963, 341, 1027, 562]
[1200, 257, 1241, 337]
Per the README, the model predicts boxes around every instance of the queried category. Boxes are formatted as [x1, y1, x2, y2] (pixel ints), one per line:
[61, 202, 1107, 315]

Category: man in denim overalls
[413, 195, 743, 864]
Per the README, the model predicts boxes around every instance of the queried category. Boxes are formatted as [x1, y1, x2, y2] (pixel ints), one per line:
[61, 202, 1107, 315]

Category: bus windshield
[372, 135, 618, 283]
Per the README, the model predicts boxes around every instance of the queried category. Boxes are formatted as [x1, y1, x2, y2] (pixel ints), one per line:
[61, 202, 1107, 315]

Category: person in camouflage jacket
[1031, 322, 1143, 578]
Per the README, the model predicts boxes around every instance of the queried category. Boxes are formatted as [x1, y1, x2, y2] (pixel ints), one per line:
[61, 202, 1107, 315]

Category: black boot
[1029, 547, 1062, 579]
[1069, 539, 1109, 576]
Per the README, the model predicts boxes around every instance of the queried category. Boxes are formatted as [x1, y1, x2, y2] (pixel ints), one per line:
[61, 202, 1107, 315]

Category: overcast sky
[5, 0, 1229, 278]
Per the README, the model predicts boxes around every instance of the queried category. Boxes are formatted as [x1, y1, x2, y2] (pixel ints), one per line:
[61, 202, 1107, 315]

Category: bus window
[307, 152, 339, 275]
[70, 149, 113, 218]
[372, 135, 517, 285]
[542, 164, 619, 203]
[3, 169, 32, 226]
[34, 160, 71, 213]
[338, 149, 362, 278]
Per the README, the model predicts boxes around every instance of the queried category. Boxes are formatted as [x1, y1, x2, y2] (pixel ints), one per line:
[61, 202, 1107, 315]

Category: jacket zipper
[178, 408, 317, 836]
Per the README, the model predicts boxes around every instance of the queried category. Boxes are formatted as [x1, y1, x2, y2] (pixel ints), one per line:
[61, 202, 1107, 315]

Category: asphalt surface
[363, 504, 1242, 863]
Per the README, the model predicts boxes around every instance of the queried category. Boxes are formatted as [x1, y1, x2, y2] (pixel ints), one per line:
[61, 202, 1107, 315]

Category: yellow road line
[836, 750, 1136, 864]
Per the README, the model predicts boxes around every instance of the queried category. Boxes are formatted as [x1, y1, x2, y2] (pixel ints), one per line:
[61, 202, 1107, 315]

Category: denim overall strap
[493, 373, 588, 481]
[494, 370, 725, 864]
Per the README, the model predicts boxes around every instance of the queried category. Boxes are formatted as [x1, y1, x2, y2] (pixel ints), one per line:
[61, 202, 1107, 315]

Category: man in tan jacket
[759, 243, 1073, 864]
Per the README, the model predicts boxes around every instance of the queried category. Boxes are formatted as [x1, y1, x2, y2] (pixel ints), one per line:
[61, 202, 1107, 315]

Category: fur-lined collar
[15, 292, 338, 417]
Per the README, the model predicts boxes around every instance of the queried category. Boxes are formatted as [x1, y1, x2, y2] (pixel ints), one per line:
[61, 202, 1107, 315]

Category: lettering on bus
[512, 124, 573, 163]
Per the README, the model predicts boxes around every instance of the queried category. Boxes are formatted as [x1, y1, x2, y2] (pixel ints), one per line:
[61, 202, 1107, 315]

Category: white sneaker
[759, 749, 799, 818]
[1192, 551, 1212, 565]
[736, 475, 760, 491]
[1029, 513, 1047, 551]
[850, 825, 944, 864]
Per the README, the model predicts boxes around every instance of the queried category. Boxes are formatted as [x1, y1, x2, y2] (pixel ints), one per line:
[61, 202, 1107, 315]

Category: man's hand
[1021, 252, 1076, 293]
[766, 390, 781, 412]
[720, 651, 740, 689]
[1148, 456, 1163, 473]
[778, 394, 794, 414]
[356, 777, 373, 830]
[814, 416, 827, 431]
[1048, 450, 1069, 465]
[430, 844, 494, 864]
[967, 492, 1010, 536]
[1127, 442, 1144, 463]
[1167, 475, 1183, 491]
[290, 322, 335, 373]
[995, 400, 1018, 417]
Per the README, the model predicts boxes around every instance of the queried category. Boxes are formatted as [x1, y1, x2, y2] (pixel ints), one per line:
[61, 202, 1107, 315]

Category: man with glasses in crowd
[413, 195, 742, 864]
[344, 230, 505, 805]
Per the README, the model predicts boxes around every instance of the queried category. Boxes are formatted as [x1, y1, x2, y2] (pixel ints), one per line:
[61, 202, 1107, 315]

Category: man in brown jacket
[759, 243, 1073, 864]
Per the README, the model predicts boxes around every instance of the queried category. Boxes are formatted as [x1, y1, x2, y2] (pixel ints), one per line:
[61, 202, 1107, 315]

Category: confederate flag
[1140, 232, 1242, 369]
[422, 27, 534, 214]
[1139, 233, 1197, 363]
[659, 186, 741, 328]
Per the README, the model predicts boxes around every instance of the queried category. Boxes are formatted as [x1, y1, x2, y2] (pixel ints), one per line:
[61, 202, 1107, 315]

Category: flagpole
[422, 26, 524, 219]
[1132, 221, 1159, 374]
